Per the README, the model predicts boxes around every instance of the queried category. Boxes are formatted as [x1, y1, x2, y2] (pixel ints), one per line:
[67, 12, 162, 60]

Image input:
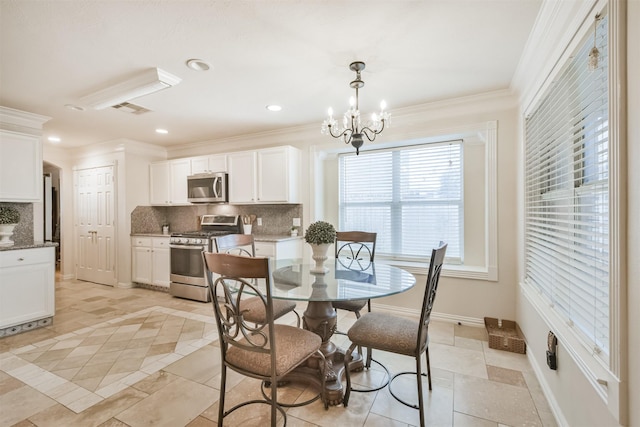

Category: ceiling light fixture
[155, 128, 168, 134]
[47, 136, 61, 143]
[266, 105, 282, 112]
[64, 104, 84, 111]
[78, 68, 181, 110]
[321, 61, 389, 155]
[186, 59, 211, 71]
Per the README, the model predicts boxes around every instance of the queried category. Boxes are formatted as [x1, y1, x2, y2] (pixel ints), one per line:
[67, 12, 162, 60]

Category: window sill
[376, 257, 497, 281]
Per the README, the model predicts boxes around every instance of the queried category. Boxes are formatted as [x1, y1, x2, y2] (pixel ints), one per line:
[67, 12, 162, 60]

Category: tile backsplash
[0, 202, 34, 245]
[131, 204, 303, 236]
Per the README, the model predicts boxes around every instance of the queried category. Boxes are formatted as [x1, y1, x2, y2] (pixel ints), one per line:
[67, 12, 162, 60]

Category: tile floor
[0, 275, 558, 427]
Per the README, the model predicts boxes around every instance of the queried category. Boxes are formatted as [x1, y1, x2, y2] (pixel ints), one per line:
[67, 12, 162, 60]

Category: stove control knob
[194, 238, 202, 245]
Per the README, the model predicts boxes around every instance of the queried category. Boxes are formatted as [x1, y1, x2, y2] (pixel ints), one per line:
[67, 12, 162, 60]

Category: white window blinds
[339, 141, 463, 262]
[524, 14, 609, 356]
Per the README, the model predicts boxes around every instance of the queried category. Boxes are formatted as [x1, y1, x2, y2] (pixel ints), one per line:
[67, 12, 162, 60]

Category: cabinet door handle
[17, 257, 24, 261]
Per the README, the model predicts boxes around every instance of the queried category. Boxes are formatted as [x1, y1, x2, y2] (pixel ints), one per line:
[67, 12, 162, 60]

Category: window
[524, 14, 609, 357]
[338, 141, 463, 263]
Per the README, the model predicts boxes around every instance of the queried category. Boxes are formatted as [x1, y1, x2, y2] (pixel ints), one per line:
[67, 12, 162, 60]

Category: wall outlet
[293, 218, 301, 227]
[257, 218, 262, 226]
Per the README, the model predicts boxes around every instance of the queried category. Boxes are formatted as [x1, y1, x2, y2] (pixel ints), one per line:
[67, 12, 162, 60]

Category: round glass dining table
[267, 258, 417, 405]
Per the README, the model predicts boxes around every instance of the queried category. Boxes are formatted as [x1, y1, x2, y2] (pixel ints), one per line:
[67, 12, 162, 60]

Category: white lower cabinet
[132, 236, 170, 288]
[254, 239, 302, 260]
[0, 247, 55, 330]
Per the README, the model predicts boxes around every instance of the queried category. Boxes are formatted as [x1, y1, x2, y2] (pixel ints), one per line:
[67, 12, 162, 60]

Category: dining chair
[343, 242, 447, 427]
[332, 231, 376, 318]
[203, 252, 327, 426]
[332, 231, 389, 392]
[214, 234, 300, 327]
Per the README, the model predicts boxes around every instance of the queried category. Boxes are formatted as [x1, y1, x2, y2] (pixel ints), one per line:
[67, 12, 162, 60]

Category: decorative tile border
[0, 307, 218, 414]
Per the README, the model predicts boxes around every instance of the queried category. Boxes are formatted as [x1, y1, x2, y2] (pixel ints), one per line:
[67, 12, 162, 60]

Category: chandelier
[321, 61, 390, 155]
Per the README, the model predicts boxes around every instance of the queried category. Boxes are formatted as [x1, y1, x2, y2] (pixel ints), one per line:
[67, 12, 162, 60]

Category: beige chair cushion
[347, 312, 421, 356]
[240, 297, 296, 324]
[332, 299, 367, 313]
[226, 324, 322, 376]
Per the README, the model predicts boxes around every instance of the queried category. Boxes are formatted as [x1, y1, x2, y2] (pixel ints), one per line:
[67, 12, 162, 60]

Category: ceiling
[0, 0, 542, 149]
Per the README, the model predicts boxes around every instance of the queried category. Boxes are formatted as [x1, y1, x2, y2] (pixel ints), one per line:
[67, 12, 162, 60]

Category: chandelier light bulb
[380, 100, 387, 111]
[328, 107, 333, 118]
[349, 96, 355, 107]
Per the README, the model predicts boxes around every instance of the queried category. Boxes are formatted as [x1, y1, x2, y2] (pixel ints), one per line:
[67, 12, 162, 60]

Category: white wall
[316, 104, 518, 322]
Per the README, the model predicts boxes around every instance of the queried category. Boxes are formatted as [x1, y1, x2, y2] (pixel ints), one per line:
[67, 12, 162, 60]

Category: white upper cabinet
[191, 154, 227, 174]
[228, 146, 300, 204]
[227, 151, 257, 203]
[149, 159, 191, 205]
[150, 145, 300, 205]
[0, 107, 50, 202]
[257, 146, 300, 203]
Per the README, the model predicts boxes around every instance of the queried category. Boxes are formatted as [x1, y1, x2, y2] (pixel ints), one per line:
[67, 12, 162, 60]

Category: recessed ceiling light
[64, 104, 84, 111]
[186, 59, 211, 71]
[266, 105, 282, 112]
[48, 136, 61, 143]
[156, 128, 169, 134]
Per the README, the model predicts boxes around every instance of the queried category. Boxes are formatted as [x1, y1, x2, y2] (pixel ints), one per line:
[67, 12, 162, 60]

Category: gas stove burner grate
[171, 230, 235, 238]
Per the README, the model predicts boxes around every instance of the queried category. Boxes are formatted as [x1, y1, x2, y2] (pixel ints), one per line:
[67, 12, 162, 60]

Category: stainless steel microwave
[187, 172, 228, 203]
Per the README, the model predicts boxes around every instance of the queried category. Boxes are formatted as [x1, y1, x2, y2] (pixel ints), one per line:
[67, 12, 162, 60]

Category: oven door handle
[169, 245, 207, 250]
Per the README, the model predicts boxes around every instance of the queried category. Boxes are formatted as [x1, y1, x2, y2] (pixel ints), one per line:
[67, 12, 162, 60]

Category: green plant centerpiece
[0, 206, 20, 247]
[305, 221, 336, 273]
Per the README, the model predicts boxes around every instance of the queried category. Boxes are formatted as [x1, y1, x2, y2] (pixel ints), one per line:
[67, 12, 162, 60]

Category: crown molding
[167, 89, 517, 158]
[512, 0, 600, 112]
[0, 105, 50, 135]
[72, 138, 167, 160]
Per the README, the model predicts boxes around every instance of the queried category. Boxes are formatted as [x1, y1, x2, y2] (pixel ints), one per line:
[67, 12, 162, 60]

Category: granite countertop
[0, 242, 58, 252]
[130, 233, 302, 243]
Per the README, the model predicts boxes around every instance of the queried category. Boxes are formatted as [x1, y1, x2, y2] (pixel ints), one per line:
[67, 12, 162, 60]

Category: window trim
[326, 120, 498, 281]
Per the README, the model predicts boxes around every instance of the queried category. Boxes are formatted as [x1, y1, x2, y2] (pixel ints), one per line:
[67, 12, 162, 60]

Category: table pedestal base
[284, 298, 365, 406]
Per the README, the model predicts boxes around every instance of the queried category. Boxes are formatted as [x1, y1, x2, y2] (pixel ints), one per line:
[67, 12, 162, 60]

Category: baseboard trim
[370, 302, 485, 327]
[526, 351, 567, 426]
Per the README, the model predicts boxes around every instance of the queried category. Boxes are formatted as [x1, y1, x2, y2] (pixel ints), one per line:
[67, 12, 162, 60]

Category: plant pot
[310, 243, 330, 273]
[0, 223, 17, 247]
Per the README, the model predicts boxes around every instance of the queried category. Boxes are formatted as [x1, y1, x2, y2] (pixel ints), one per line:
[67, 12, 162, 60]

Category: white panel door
[75, 165, 116, 286]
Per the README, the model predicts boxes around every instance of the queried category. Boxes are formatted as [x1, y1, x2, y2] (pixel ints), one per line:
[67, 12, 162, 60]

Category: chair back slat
[214, 233, 256, 257]
[417, 242, 447, 352]
[335, 231, 377, 269]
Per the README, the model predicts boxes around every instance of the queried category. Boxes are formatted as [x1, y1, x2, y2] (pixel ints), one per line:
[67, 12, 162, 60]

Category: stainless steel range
[169, 214, 242, 302]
